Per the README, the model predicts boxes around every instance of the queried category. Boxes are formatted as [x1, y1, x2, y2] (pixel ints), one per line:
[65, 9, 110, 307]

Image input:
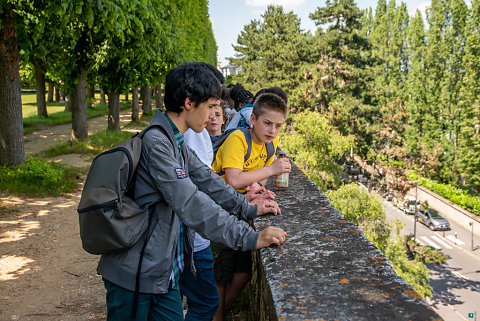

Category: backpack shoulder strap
[239, 127, 275, 164]
[238, 127, 252, 163]
[214, 128, 251, 176]
[266, 141, 275, 163]
[212, 128, 236, 162]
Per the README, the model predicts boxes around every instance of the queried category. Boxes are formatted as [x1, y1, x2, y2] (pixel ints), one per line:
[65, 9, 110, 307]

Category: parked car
[382, 191, 395, 202]
[345, 163, 360, 175]
[341, 171, 352, 183]
[416, 208, 450, 231]
[398, 195, 420, 215]
[357, 174, 369, 184]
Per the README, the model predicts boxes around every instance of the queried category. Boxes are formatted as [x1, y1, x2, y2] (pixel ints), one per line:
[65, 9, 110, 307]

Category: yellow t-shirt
[212, 130, 279, 193]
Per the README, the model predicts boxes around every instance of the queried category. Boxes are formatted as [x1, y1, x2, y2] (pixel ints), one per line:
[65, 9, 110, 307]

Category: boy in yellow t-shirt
[211, 93, 291, 321]
[212, 93, 291, 192]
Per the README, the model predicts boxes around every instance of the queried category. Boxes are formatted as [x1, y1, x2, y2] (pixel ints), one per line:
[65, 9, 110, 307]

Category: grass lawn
[22, 92, 65, 118]
[22, 91, 131, 134]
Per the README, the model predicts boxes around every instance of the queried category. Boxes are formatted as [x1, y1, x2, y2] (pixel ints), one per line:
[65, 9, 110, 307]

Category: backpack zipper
[78, 199, 119, 213]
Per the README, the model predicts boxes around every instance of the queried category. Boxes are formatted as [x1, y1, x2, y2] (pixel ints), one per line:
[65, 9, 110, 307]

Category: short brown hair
[252, 86, 288, 105]
[252, 93, 288, 119]
[215, 104, 228, 130]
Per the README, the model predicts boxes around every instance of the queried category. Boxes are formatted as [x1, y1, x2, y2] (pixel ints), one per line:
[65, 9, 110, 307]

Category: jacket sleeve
[146, 134, 258, 251]
[185, 146, 257, 221]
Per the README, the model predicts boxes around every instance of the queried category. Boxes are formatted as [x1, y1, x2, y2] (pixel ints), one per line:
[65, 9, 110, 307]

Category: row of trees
[0, 0, 217, 166]
[231, 0, 480, 194]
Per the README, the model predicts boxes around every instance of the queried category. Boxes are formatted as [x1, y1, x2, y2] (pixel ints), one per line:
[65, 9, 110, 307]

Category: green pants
[104, 278, 183, 321]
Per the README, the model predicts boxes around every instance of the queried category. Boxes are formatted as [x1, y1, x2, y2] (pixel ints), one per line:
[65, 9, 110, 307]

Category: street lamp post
[407, 152, 422, 242]
[414, 181, 418, 241]
[470, 222, 474, 251]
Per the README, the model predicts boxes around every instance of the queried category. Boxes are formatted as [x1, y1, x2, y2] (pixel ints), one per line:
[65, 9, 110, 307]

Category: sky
[208, 0, 432, 66]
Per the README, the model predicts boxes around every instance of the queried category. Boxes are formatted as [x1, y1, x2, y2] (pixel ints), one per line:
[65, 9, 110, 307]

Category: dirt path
[1, 109, 148, 320]
[24, 109, 143, 167]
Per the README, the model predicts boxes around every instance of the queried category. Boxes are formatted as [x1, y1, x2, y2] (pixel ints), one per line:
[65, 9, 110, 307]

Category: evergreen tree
[231, 5, 309, 95]
[404, 10, 428, 154]
[458, 0, 480, 193]
[293, 0, 377, 153]
[422, 0, 452, 180]
[369, 0, 409, 97]
[407, 0, 469, 183]
[440, 0, 468, 182]
[367, 0, 410, 157]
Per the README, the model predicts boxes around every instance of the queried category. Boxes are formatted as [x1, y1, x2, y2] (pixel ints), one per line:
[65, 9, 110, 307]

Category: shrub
[327, 184, 434, 297]
[280, 110, 354, 190]
[419, 177, 480, 216]
[0, 157, 80, 196]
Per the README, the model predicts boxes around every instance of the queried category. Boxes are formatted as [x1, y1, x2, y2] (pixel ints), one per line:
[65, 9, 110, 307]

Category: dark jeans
[179, 246, 219, 320]
[104, 278, 183, 321]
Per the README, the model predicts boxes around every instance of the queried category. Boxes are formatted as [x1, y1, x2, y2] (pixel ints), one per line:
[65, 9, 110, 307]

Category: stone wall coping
[255, 163, 441, 320]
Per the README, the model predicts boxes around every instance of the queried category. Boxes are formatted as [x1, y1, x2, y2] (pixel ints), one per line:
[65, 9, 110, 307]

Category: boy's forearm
[187, 150, 256, 220]
[226, 166, 274, 190]
[148, 144, 258, 250]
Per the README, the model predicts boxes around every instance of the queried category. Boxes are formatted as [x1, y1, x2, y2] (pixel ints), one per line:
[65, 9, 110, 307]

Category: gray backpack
[77, 125, 161, 255]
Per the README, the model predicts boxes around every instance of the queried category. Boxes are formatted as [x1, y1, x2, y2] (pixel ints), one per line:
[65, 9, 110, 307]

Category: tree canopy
[232, 0, 480, 194]
[0, 0, 217, 165]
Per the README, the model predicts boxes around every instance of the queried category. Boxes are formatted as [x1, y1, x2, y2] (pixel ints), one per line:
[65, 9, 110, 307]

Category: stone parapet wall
[249, 164, 441, 320]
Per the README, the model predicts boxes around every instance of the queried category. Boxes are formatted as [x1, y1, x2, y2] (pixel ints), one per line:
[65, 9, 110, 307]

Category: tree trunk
[140, 85, 146, 102]
[132, 86, 140, 122]
[100, 89, 107, 105]
[142, 85, 152, 114]
[71, 68, 88, 140]
[155, 84, 162, 109]
[34, 64, 48, 117]
[86, 86, 95, 108]
[65, 94, 71, 112]
[0, 7, 25, 166]
[108, 91, 120, 131]
[47, 80, 54, 102]
[55, 85, 61, 102]
[124, 91, 128, 102]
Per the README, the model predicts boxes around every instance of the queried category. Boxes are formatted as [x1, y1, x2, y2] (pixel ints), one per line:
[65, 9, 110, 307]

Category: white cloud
[246, 0, 306, 7]
[409, 1, 429, 17]
[251, 8, 265, 15]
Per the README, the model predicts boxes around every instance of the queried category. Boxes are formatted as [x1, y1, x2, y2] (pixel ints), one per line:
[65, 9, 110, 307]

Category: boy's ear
[184, 98, 195, 111]
[250, 113, 256, 126]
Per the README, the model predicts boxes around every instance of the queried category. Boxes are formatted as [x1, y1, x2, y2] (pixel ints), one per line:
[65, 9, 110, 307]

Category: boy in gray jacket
[97, 62, 287, 321]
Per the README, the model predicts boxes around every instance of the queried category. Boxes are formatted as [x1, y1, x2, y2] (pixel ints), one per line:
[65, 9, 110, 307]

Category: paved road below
[381, 196, 480, 321]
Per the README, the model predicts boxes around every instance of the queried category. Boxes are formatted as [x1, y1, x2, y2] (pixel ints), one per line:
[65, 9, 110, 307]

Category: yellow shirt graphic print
[212, 130, 278, 193]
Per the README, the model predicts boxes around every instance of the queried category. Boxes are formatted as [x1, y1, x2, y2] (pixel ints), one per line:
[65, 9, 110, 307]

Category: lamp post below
[414, 181, 418, 241]
[470, 222, 474, 251]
